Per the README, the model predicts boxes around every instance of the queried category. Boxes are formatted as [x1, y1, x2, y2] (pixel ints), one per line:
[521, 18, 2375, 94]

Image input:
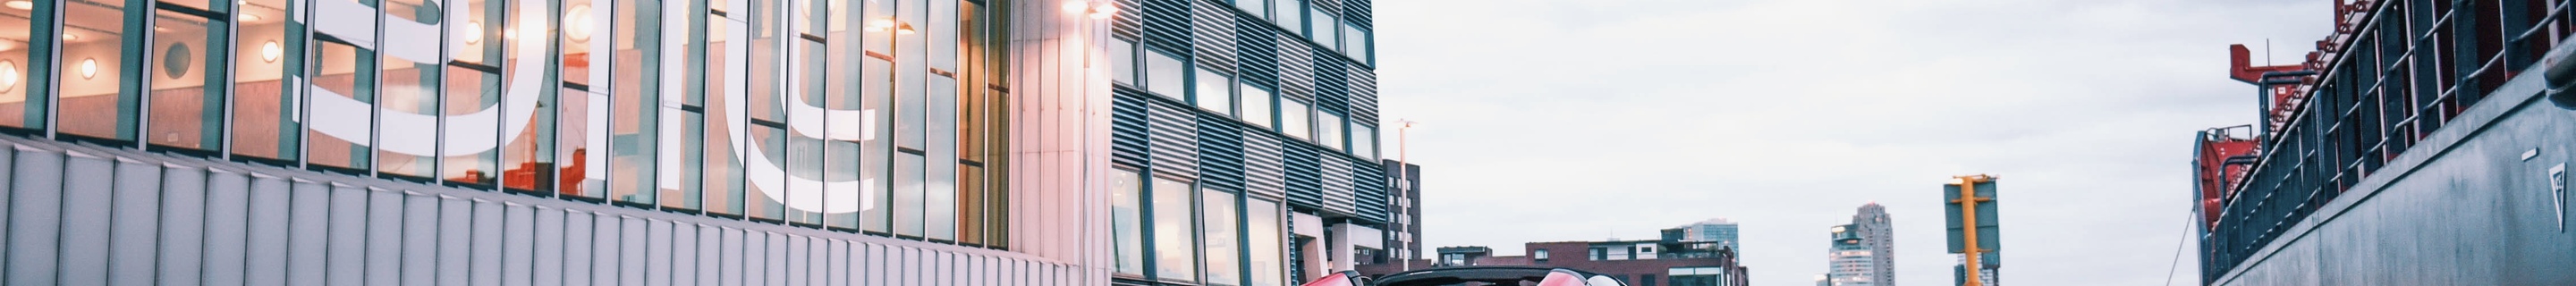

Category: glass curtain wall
[4, 0, 1013, 250]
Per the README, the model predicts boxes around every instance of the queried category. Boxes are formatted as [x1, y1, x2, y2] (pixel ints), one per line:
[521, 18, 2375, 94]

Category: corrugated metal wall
[0, 136, 1089, 286]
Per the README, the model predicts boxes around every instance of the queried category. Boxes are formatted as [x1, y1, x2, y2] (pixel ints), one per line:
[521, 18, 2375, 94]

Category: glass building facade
[0, 0, 1385, 283]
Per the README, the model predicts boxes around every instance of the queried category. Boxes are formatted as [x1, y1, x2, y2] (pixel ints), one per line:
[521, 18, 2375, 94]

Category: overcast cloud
[1370, 0, 2328, 284]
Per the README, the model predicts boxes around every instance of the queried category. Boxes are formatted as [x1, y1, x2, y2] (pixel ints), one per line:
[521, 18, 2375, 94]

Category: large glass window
[820, 0, 866, 231]
[1194, 68, 1231, 115]
[1113, 169, 1146, 275]
[503, 0, 559, 191]
[58, 0, 140, 141]
[1203, 189, 1241, 286]
[1280, 98, 1309, 139]
[1239, 83, 1271, 128]
[1351, 123, 1375, 159]
[1232, 0, 1265, 19]
[743, 0, 786, 222]
[1144, 49, 1184, 98]
[1246, 198, 1285, 286]
[148, 9, 229, 152]
[857, 0, 894, 234]
[1317, 112, 1342, 150]
[1343, 24, 1369, 63]
[1152, 176, 1199, 282]
[1306, 6, 1336, 48]
[1110, 38, 1135, 86]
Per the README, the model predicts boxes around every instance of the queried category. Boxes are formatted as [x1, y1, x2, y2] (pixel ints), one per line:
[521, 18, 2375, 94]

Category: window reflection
[307, 39, 375, 171]
[377, 0, 442, 178]
[1239, 83, 1270, 128]
[1144, 49, 1184, 98]
[1153, 176, 1199, 282]
[1195, 68, 1231, 115]
[1203, 189, 1241, 286]
[1113, 169, 1146, 275]
[1280, 99, 1309, 139]
[1111, 38, 1135, 86]
[443, 0, 506, 187]
[1317, 112, 1342, 150]
[1343, 24, 1368, 63]
[1247, 198, 1286, 286]
[1269, 0, 1300, 36]
[1351, 124, 1375, 159]
[610, 0, 665, 204]
[1308, 9, 1336, 50]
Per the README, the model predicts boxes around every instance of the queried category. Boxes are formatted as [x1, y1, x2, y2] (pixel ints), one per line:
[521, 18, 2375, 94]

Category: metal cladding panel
[1197, 114, 1248, 192]
[108, 157, 165, 286]
[1112, 92, 1151, 167]
[1319, 152, 1357, 216]
[1241, 130, 1285, 200]
[622, 217, 648, 285]
[286, 180, 329, 286]
[0, 142, 12, 285]
[1311, 55, 1349, 115]
[5, 144, 63, 286]
[1137, 0, 1190, 53]
[648, 219, 676, 286]
[202, 169, 251, 286]
[1233, 18, 1281, 88]
[326, 183, 369, 286]
[1275, 36, 1316, 103]
[695, 225, 719, 286]
[1191, 0, 1237, 74]
[1148, 102, 1200, 176]
[1112, 0, 1142, 38]
[401, 192, 440, 286]
[1281, 140, 1324, 210]
[1309, 0, 1342, 21]
[57, 152, 113, 286]
[1352, 159, 1388, 223]
[243, 174, 291, 286]
[437, 197, 473, 286]
[157, 163, 209, 286]
[1345, 68, 1377, 125]
[504, 204, 538, 286]
[535, 207, 568, 286]
[367, 189, 406, 286]
[593, 215, 623, 286]
[721, 228, 743, 286]
[1341, 0, 1370, 29]
[470, 199, 504, 285]
[827, 240, 847, 285]
[564, 212, 596, 286]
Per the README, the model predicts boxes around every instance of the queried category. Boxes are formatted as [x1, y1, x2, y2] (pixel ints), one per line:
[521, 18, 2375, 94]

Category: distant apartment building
[1953, 253, 1999, 286]
[1664, 218, 1741, 251]
[1365, 239, 1750, 286]
[1366, 160, 1424, 265]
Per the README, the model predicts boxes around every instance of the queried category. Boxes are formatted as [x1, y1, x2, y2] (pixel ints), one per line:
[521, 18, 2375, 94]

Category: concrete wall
[2211, 61, 2576, 285]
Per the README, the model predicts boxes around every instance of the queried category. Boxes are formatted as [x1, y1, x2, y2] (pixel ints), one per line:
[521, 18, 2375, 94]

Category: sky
[1369, 0, 2330, 284]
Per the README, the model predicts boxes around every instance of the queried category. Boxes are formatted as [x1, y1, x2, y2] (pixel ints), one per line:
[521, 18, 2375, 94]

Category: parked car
[1300, 266, 1628, 286]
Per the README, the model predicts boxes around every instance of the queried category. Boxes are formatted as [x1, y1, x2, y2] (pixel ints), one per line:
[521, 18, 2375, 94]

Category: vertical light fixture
[565, 4, 594, 41]
[0, 61, 18, 92]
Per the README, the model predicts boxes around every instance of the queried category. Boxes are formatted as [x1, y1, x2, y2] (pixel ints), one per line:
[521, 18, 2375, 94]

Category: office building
[1953, 253, 1997, 286]
[1664, 218, 1739, 251]
[0, 0, 1388, 284]
[1824, 224, 1875, 286]
[2191, 0, 2576, 285]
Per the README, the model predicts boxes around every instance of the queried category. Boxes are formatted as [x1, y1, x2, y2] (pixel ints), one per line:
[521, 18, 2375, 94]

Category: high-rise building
[1953, 253, 1998, 286]
[1826, 224, 1877, 286]
[0, 0, 1390, 284]
[1666, 218, 1741, 251]
[1852, 204, 1894, 286]
[2192, 1, 2576, 285]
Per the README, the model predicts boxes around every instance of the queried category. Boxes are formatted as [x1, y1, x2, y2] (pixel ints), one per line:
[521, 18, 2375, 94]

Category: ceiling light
[260, 40, 282, 63]
[78, 58, 97, 80]
[4, 0, 30, 10]
[864, 18, 894, 32]
[62, 33, 77, 41]
[894, 22, 915, 35]
[564, 4, 593, 41]
[0, 61, 18, 93]
[238, 13, 261, 22]
[463, 21, 484, 44]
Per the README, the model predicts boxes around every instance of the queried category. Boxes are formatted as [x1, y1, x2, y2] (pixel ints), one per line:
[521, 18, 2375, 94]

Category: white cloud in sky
[1369, 0, 2328, 284]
